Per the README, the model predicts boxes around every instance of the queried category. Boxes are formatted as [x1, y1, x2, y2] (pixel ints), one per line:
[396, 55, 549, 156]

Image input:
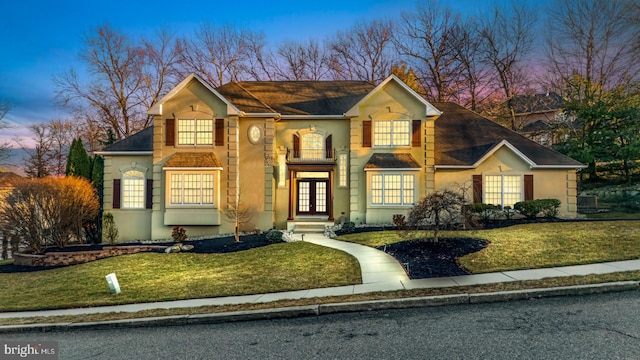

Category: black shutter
[325, 134, 332, 159]
[146, 179, 153, 209]
[293, 134, 300, 158]
[113, 179, 121, 209]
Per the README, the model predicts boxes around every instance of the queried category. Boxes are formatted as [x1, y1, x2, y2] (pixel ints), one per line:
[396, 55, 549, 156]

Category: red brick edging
[13, 245, 168, 267]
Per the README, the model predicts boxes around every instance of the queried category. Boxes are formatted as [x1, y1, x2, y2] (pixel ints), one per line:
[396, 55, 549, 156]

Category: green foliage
[341, 222, 356, 233]
[266, 230, 283, 242]
[514, 199, 561, 219]
[171, 226, 187, 243]
[102, 212, 119, 244]
[65, 138, 91, 179]
[469, 203, 499, 220]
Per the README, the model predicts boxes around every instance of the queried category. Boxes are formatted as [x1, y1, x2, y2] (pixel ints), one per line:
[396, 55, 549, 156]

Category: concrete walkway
[1, 233, 640, 320]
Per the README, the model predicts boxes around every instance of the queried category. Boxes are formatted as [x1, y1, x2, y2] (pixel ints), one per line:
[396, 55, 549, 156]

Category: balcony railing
[286, 148, 336, 163]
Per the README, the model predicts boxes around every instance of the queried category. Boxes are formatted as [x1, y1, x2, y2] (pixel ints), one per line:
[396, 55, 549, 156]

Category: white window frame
[373, 120, 410, 147]
[338, 152, 348, 187]
[177, 118, 214, 146]
[370, 173, 416, 206]
[484, 175, 522, 208]
[122, 170, 145, 209]
[169, 172, 216, 206]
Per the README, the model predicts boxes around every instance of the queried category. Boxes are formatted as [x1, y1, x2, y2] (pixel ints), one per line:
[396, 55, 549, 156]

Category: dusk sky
[0, 0, 545, 145]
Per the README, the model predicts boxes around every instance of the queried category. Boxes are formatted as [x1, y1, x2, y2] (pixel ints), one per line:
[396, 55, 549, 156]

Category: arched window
[122, 170, 145, 208]
[301, 133, 324, 160]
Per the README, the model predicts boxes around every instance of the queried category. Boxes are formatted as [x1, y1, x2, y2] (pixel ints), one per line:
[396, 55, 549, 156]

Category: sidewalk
[1, 233, 639, 321]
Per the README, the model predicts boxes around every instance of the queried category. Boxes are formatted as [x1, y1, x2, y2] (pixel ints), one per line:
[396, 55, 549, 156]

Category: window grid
[484, 175, 522, 208]
[170, 173, 215, 205]
[371, 174, 415, 205]
[298, 182, 310, 212]
[302, 133, 324, 159]
[178, 119, 213, 145]
[338, 153, 348, 187]
[315, 182, 327, 212]
[122, 170, 144, 208]
[373, 120, 410, 147]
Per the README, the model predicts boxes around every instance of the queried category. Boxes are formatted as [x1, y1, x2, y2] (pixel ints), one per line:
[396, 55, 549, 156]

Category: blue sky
[0, 0, 539, 144]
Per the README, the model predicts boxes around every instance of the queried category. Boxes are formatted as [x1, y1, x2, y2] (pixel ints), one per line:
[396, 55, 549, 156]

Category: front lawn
[0, 242, 361, 312]
[337, 220, 640, 273]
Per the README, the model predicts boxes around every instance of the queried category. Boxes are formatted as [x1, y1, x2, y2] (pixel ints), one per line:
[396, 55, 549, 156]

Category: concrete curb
[1, 281, 637, 334]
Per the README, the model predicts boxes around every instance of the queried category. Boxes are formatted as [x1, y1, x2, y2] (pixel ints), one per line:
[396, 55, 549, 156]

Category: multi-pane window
[170, 173, 214, 205]
[485, 175, 522, 208]
[374, 120, 410, 146]
[178, 119, 213, 145]
[301, 133, 324, 159]
[338, 153, 348, 187]
[371, 174, 415, 205]
[122, 170, 145, 208]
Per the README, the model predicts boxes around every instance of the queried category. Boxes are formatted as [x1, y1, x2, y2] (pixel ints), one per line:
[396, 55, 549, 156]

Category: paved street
[3, 291, 639, 359]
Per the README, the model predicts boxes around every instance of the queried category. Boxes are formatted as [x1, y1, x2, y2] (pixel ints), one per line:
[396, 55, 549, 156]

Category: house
[510, 92, 567, 146]
[98, 74, 585, 242]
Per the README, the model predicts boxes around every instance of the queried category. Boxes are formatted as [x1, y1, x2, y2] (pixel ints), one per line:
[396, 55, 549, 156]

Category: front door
[297, 179, 328, 215]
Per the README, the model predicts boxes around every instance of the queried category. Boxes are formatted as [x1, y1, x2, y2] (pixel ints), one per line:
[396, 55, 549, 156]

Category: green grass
[337, 220, 640, 273]
[0, 242, 361, 312]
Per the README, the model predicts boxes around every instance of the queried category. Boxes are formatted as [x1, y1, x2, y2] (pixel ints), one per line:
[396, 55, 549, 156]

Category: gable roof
[99, 127, 153, 153]
[147, 73, 240, 116]
[433, 102, 584, 169]
[345, 75, 442, 117]
[216, 80, 374, 116]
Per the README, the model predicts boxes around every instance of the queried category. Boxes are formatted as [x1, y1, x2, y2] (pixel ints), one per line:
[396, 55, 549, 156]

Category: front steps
[287, 220, 334, 233]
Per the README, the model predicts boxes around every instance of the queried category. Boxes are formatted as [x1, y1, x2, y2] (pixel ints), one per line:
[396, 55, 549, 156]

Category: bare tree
[0, 100, 12, 166]
[477, 1, 538, 130]
[47, 119, 77, 176]
[328, 19, 396, 83]
[544, 0, 638, 101]
[223, 188, 255, 243]
[179, 23, 266, 86]
[395, 0, 464, 102]
[53, 23, 182, 142]
[21, 124, 53, 178]
[271, 39, 332, 81]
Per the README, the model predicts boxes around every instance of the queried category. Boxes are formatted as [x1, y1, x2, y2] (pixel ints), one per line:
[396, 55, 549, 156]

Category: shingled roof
[216, 81, 374, 115]
[103, 127, 153, 152]
[433, 102, 583, 168]
[364, 153, 421, 170]
[163, 152, 222, 168]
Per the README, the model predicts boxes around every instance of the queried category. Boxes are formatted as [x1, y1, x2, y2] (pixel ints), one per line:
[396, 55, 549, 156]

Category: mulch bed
[0, 233, 488, 279]
[378, 238, 488, 279]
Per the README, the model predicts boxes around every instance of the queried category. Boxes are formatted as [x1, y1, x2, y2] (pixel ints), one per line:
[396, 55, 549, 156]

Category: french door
[297, 179, 328, 215]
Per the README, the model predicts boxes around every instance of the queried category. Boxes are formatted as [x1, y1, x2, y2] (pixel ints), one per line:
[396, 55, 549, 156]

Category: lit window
[301, 133, 324, 159]
[122, 170, 145, 209]
[374, 120, 410, 146]
[485, 175, 522, 208]
[338, 153, 348, 187]
[170, 173, 214, 205]
[178, 119, 213, 145]
[371, 174, 415, 205]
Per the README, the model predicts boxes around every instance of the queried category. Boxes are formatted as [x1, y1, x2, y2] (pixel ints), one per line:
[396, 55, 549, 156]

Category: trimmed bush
[538, 198, 561, 218]
[341, 222, 356, 233]
[266, 230, 283, 242]
[171, 226, 187, 242]
[514, 199, 561, 219]
[514, 200, 540, 219]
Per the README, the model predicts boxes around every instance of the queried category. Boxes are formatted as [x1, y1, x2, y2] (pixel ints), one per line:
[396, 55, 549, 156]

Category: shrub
[538, 198, 561, 219]
[266, 230, 283, 242]
[171, 226, 187, 242]
[469, 203, 499, 220]
[392, 214, 406, 229]
[406, 189, 464, 242]
[102, 212, 119, 244]
[0, 176, 99, 253]
[514, 199, 561, 219]
[341, 222, 356, 233]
